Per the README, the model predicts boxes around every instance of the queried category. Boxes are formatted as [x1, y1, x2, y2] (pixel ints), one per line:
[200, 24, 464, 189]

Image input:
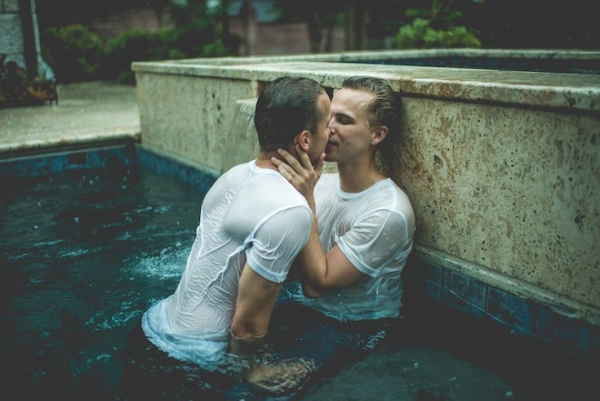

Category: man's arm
[293, 186, 366, 298]
[229, 262, 281, 352]
[272, 148, 366, 298]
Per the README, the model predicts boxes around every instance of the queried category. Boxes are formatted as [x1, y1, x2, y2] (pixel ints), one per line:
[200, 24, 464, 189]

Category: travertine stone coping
[133, 60, 600, 111]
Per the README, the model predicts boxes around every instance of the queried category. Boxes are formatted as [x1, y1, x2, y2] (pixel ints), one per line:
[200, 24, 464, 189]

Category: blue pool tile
[487, 287, 539, 335]
[66, 152, 88, 168]
[1, 146, 136, 177]
[48, 155, 68, 173]
[443, 269, 487, 317]
[89, 147, 136, 170]
[188, 170, 217, 194]
[536, 306, 600, 359]
[403, 255, 443, 281]
[403, 256, 443, 300]
[404, 273, 442, 302]
[134, 148, 217, 193]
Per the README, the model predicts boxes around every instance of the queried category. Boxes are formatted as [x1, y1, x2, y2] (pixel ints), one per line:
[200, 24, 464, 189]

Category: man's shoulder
[379, 178, 410, 198]
[369, 179, 414, 218]
[234, 169, 310, 210]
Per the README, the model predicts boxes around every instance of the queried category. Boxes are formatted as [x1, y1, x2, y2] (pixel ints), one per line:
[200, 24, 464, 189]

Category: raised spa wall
[132, 49, 600, 359]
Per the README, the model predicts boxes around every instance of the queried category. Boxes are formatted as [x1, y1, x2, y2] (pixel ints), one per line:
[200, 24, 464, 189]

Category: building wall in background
[87, 7, 171, 42]
[228, 5, 345, 56]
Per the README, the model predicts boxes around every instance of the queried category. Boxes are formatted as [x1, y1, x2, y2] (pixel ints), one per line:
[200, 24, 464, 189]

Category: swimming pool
[1, 146, 598, 400]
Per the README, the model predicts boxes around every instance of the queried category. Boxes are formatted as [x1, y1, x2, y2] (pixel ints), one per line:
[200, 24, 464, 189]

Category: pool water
[1, 163, 597, 400]
[0, 165, 203, 398]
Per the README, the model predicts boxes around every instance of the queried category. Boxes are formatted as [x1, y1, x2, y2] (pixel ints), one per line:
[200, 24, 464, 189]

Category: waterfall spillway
[221, 98, 260, 174]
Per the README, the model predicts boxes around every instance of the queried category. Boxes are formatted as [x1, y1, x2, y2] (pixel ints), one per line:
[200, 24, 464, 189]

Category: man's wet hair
[254, 77, 326, 152]
[340, 76, 400, 145]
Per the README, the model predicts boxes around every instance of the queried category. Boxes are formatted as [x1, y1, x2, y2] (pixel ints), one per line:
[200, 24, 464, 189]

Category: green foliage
[201, 39, 230, 58]
[40, 25, 104, 83]
[40, 1, 240, 85]
[396, 0, 482, 49]
[167, 1, 240, 57]
[397, 18, 480, 49]
[103, 29, 178, 84]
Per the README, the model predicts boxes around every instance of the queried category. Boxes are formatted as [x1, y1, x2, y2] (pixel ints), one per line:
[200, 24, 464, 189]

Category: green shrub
[397, 18, 480, 48]
[396, 0, 482, 49]
[103, 29, 176, 84]
[40, 25, 104, 83]
[40, 3, 240, 85]
[103, 23, 237, 84]
[200, 38, 230, 58]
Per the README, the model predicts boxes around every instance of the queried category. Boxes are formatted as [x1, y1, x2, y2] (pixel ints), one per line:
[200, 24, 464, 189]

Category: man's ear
[296, 130, 311, 152]
[371, 126, 388, 145]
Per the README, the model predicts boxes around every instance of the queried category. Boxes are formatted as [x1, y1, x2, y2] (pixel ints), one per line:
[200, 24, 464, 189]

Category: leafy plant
[396, 0, 482, 49]
[168, 1, 240, 57]
[103, 29, 180, 84]
[40, 25, 104, 83]
[40, 1, 240, 84]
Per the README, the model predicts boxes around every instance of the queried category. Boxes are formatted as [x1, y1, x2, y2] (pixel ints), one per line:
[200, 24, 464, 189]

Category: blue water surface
[1, 160, 597, 401]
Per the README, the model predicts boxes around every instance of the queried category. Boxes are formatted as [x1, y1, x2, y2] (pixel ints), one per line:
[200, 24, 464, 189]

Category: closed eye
[336, 114, 354, 125]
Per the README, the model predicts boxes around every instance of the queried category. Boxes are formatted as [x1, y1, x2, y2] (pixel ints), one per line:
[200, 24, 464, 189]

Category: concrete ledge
[0, 81, 141, 160]
[133, 61, 600, 112]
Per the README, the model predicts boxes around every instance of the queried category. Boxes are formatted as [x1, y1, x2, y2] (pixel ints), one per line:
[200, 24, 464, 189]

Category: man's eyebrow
[335, 112, 355, 120]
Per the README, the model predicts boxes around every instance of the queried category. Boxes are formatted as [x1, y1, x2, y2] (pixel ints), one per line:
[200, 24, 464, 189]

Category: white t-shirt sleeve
[246, 206, 312, 283]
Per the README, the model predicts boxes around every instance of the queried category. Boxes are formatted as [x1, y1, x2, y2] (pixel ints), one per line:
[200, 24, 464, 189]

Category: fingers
[271, 156, 283, 168]
[271, 147, 320, 187]
[271, 148, 321, 199]
[277, 148, 303, 173]
[271, 158, 295, 182]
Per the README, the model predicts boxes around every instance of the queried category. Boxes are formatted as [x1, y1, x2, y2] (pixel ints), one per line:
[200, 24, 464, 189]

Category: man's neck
[255, 151, 281, 171]
[337, 157, 386, 193]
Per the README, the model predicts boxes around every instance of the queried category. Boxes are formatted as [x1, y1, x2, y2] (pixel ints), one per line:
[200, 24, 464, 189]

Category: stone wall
[133, 50, 600, 337]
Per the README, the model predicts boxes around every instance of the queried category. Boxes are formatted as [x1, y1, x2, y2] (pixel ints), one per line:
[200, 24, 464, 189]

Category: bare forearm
[231, 264, 279, 339]
[297, 197, 368, 296]
[298, 197, 329, 298]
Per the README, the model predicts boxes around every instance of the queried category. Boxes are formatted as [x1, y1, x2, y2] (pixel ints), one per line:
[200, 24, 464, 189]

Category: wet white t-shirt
[293, 173, 415, 321]
[142, 161, 312, 369]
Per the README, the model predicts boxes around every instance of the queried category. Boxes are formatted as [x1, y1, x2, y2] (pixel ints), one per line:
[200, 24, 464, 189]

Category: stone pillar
[0, 0, 26, 67]
[0, 0, 52, 79]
